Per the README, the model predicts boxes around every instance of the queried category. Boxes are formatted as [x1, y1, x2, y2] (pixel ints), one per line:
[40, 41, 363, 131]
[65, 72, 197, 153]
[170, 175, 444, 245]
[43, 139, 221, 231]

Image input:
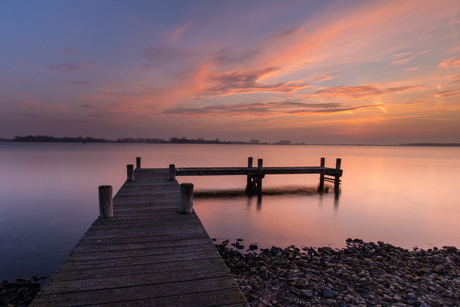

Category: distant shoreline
[1, 135, 460, 147]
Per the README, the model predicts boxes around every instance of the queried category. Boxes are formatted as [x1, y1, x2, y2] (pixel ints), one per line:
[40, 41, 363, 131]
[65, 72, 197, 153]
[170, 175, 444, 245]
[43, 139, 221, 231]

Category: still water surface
[0, 143, 459, 280]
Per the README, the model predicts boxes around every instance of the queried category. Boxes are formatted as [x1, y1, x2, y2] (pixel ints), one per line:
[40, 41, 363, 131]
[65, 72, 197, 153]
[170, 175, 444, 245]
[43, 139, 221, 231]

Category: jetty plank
[31, 168, 248, 307]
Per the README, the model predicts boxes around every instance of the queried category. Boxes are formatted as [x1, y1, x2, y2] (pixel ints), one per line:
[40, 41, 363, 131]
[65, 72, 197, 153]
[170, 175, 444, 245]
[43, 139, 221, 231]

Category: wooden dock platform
[31, 168, 248, 306]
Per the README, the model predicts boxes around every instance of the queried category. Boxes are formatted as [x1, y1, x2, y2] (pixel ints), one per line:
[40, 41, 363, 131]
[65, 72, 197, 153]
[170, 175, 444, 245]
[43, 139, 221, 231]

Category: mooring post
[246, 157, 253, 192]
[136, 157, 141, 169]
[334, 158, 342, 195]
[98, 185, 113, 219]
[257, 159, 264, 195]
[179, 183, 194, 214]
[169, 164, 176, 181]
[127, 164, 134, 182]
[318, 157, 325, 192]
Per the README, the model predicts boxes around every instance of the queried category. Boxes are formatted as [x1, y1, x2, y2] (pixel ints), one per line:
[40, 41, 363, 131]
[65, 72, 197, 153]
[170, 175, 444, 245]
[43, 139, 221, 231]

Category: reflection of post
[169, 164, 176, 181]
[127, 164, 134, 182]
[98, 185, 113, 219]
[334, 158, 342, 195]
[180, 183, 194, 214]
[318, 157, 325, 192]
[136, 157, 141, 169]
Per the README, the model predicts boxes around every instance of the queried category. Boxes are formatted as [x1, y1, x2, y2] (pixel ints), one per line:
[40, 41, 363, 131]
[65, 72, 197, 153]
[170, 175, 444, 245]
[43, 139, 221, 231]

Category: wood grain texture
[31, 168, 248, 306]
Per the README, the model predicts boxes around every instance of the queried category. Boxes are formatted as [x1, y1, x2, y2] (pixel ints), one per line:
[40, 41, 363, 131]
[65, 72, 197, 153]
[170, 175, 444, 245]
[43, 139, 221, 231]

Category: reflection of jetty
[170, 157, 343, 196]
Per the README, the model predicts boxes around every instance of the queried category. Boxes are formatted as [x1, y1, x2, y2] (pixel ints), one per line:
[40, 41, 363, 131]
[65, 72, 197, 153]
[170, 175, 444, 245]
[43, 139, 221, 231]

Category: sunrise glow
[1, 0, 459, 144]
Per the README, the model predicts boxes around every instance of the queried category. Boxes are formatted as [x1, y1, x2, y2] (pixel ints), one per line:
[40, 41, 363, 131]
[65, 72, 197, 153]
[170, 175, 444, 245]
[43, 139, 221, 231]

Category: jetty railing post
[179, 183, 194, 214]
[257, 158, 264, 195]
[127, 164, 134, 182]
[169, 164, 176, 181]
[246, 157, 253, 193]
[98, 185, 113, 219]
[318, 157, 325, 192]
[334, 158, 342, 195]
[136, 157, 141, 169]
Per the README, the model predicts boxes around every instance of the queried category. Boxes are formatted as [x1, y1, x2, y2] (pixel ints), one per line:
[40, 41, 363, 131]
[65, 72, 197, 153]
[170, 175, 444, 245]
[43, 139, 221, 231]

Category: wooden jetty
[170, 157, 343, 195]
[31, 162, 248, 306]
[31, 156, 342, 306]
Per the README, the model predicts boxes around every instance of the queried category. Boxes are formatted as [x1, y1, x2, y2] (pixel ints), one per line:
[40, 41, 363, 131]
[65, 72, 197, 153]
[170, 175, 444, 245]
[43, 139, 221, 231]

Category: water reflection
[1, 143, 459, 281]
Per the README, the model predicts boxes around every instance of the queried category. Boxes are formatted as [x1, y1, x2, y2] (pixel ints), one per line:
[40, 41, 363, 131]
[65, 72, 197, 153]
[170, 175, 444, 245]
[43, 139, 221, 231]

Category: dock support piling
[127, 164, 134, 182]
[98, 185, 113, 219]
[318, 157, 325, 192]
[334, 158, 342, 195]
[136, 157, 141, 169]
[179, 183, 194, 214]
[169, 164, 176, 181]
[257, 159, 264, 195]
[246, 157, 253, 192]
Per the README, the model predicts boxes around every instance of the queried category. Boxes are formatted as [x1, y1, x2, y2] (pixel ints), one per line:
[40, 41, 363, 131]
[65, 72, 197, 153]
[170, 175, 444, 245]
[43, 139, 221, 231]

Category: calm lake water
[0, 142, 459, 281]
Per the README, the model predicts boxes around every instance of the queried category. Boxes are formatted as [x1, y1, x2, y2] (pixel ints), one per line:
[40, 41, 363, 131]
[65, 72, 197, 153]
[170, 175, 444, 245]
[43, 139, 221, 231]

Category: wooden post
[136, 157, 141, 169]
[169, 164, 176, 181]
[257, 159, 263, 195]
[179, 183, 194, 214]
[98, 185, 113, 219]
[334, 158, 342, 195]
[246, 157, 253, 192]
[127, 164, 134, 182]
[318, 157, 325, 192]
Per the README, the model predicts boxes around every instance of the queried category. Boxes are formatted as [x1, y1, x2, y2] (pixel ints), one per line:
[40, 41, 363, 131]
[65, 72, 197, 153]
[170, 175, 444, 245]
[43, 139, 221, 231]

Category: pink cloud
[435, 89, 460, 98]
[202, 67, 309, 96]
[163, 100, 378, 118]
[438, 57, 460, 69]
[312, 85, 421, 99]
[449, 74, 460, 83]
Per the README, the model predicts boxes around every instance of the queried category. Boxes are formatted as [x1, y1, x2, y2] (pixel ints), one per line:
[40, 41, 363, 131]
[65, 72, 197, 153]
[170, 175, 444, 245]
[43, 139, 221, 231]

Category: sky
[1, 0, 459, 144]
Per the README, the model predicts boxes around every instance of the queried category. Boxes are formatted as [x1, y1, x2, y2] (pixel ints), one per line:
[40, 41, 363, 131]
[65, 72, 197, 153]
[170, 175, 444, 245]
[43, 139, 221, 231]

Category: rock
[322, 287, 335, 298]
[249, 244, 258, 250]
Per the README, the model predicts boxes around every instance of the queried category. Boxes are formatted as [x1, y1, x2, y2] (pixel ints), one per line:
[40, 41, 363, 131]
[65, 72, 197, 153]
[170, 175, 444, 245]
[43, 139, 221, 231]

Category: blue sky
[1, 0, 459, 144]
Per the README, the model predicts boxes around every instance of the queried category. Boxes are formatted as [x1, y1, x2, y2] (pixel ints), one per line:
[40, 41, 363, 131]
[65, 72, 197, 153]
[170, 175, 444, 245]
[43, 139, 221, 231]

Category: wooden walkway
[31, 168, 248, 306]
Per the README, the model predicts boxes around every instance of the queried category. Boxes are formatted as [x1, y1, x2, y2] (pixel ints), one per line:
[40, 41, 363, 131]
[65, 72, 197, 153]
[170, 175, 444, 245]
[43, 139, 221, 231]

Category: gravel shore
[2, 239, 458, 306]
[216, 239, 460, 306]
[0, 278, 41, 307]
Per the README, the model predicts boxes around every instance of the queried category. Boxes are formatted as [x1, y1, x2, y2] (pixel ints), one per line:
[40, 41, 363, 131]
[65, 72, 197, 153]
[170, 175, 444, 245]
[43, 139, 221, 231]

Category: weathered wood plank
[33, 276, 242, 306]
[31, 168, 248, 306]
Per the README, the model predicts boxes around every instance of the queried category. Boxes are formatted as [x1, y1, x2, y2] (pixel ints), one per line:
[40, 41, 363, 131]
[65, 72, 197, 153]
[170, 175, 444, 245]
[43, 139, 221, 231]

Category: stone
[322, 287, 335, 298]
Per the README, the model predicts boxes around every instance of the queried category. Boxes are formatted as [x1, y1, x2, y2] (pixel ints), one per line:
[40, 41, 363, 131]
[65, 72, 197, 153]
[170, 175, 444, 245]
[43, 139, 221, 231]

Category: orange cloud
[201, 67, 309, 96]
[438, 57, 460, 69]
[162, 100, 380, 118]
[435, 89, 460, 98]
[449, 74, 460, 83]
[312, 85, 421, 99]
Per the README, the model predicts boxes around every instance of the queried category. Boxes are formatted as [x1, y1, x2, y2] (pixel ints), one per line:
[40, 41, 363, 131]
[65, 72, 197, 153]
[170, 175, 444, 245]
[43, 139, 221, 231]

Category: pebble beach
[216, 239, 460, 306]
[2, 239, 458, 306]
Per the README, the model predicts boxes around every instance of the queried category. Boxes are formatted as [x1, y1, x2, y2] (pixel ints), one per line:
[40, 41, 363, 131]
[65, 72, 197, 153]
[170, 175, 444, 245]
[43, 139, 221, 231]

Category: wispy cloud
[47, 61, 98, 74]
[202, 67, 309, 96]
[312, 85, 422, 99]
[163, 100, 379, 118]
[438, 57, 460, 69]
[449, 74, 460, 83]
[435, 89, 460, 98]
[379, 50, 429, 65]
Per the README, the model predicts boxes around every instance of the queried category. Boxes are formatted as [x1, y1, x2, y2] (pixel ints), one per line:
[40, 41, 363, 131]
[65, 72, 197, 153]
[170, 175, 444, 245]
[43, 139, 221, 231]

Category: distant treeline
[399, 143, 460, 147]
[6, 135, 241, 144]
